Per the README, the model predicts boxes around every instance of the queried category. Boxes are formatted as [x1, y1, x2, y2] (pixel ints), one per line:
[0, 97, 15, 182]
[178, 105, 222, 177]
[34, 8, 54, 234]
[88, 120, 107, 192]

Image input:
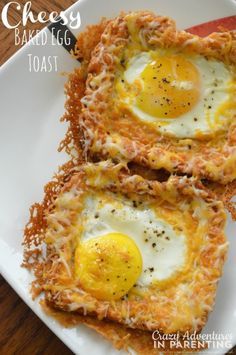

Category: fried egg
[75, 193, 187, 301]
[39, 161, 227, 332]
[116, 50, 234, 138]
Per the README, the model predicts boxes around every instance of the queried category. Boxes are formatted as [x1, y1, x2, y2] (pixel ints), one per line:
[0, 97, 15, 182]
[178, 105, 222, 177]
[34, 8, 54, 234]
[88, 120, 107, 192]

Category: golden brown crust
[42, 300, 201, 354]
[75, 19, 110, 64]
[59, 19, 110, 160]
[24, 161, 227, 335]
[127, 163, 236, 220]
[76, 11, 236, 184]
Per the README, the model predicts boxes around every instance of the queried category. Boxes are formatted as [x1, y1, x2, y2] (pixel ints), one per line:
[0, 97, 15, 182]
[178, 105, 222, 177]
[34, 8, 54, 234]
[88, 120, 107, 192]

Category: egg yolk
[75, 233, 142, 301]
[136, 54, 200, 118]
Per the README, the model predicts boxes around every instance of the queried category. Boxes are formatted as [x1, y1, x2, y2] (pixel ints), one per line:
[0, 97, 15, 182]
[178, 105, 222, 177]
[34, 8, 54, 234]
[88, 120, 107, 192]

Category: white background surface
[0, 0, 236, 354]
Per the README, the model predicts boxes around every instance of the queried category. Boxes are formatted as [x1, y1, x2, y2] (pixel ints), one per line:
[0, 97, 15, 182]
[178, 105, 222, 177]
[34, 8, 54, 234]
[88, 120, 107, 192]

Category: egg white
[80, 194, 187, 287]
[121, 51, 232, 138]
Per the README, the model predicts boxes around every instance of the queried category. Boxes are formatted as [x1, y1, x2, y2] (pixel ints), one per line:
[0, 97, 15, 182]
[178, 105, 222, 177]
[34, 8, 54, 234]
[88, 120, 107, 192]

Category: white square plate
[0, 0, 236, 354]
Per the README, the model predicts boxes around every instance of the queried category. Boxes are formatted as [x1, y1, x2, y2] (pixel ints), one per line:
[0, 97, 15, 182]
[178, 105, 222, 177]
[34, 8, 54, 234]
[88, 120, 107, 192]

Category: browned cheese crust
[24, 161, 227, 335]
[77, 11, 236, 184]
[42, 300, 202, 354]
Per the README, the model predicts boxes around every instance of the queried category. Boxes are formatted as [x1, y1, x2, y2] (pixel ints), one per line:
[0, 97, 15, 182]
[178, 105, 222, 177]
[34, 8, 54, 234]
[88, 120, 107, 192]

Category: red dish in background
[186, 15, 236, 36]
